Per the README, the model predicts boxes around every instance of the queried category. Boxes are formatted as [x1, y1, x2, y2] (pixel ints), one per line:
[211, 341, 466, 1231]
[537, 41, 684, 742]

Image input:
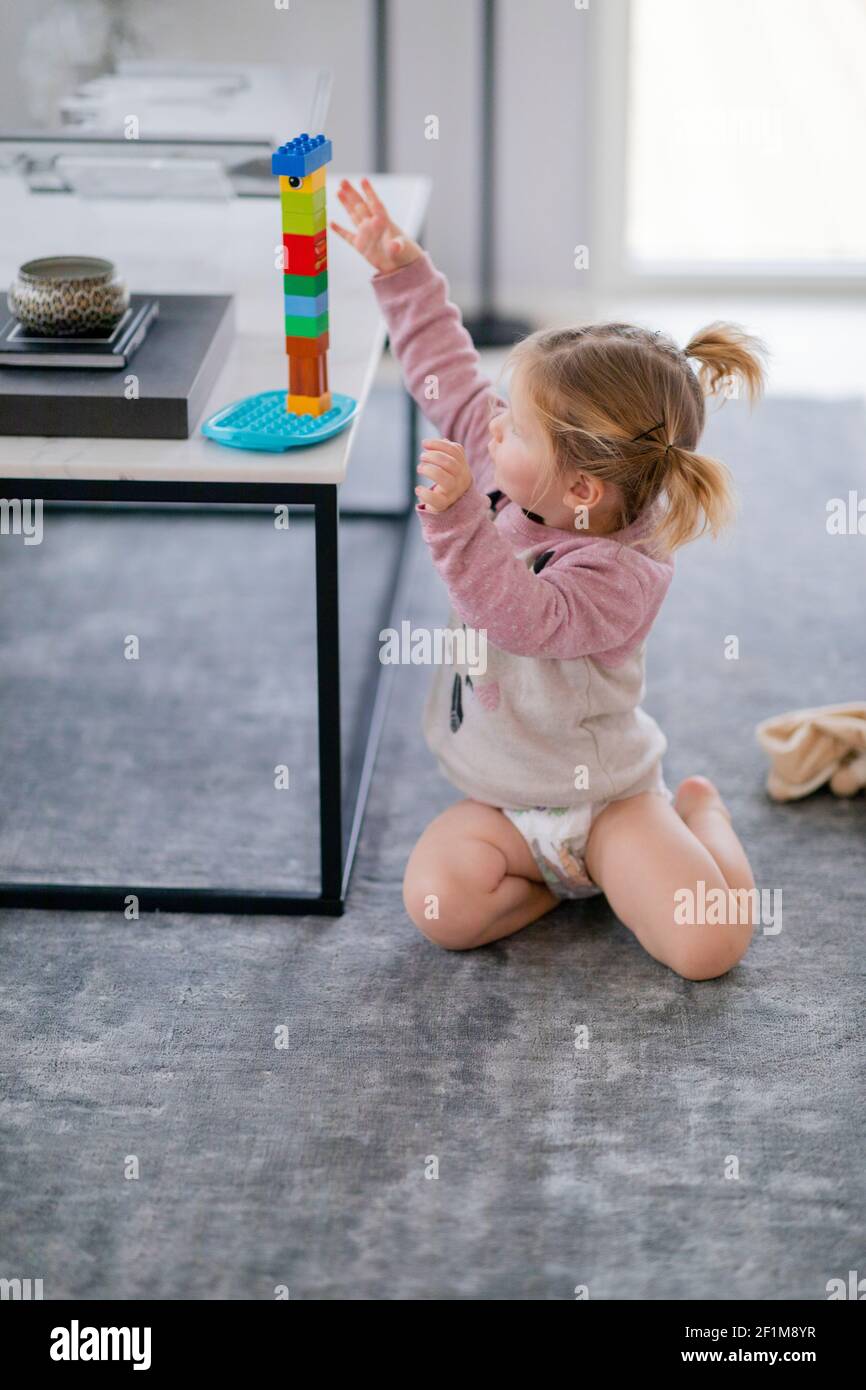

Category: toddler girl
[333, 179, 766, 979]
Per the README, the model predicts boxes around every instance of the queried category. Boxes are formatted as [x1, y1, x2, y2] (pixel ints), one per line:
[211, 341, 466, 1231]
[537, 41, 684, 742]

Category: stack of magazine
[0, 298, 159, 369]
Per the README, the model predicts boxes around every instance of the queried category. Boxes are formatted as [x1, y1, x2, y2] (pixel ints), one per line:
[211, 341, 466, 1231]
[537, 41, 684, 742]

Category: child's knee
[667, 924, 752, 981]
[402, 862, 486, 950]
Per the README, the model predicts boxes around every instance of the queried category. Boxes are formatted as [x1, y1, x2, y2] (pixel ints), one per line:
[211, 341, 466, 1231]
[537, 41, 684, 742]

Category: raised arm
[372, 255, 501, 490]
[331, 178, 500, 491]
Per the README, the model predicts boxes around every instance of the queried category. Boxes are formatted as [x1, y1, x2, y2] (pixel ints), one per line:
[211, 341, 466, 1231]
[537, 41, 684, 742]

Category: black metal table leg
[314, 486, 343, 904]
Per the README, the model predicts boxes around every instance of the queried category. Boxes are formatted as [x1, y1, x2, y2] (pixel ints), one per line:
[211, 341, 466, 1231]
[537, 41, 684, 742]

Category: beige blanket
[756, 702, 866, 800]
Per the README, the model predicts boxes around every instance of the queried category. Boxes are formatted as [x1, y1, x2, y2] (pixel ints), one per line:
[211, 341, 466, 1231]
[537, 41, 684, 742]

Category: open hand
[329, 177, 423, 274]
[416, 438, 472, 513]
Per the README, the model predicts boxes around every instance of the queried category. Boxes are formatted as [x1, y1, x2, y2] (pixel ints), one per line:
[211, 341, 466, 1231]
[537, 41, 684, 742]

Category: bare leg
[403, 800, 557, 949]
[673, 775, 755, 892]
[584, 779, 754, 980]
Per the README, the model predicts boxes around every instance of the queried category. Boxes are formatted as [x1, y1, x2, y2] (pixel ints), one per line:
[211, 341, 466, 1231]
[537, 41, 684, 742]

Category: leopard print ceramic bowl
[8, 256, 129, 336]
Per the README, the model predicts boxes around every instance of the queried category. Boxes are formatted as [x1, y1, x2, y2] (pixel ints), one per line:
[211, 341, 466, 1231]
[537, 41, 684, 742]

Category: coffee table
[0, 173, 431, 916]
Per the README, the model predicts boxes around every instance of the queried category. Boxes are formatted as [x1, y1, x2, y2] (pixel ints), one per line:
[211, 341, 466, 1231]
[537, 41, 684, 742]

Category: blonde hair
[504, 320, 767, 553]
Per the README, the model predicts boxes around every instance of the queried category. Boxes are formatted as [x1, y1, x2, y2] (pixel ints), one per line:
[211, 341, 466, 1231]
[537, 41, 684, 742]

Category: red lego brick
[282, 231, 328, 276]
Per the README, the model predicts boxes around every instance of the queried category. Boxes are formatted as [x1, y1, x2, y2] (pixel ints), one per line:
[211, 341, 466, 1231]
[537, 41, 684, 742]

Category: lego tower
[272, 132, 333, 417]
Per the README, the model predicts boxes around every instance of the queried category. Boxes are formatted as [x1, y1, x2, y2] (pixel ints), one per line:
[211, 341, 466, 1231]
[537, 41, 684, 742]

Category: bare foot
[674, 775, 732, 825]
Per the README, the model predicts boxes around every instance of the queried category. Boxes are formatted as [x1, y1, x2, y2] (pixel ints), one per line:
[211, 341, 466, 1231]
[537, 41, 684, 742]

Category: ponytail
[685, 321, 767, 403]
[644, 320, 766, 550]
[651, 445, 735, 553]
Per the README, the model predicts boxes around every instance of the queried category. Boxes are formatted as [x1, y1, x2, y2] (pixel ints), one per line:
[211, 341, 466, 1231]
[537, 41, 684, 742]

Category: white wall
[388, 0, 592, 314]
[0, 0, 593, 323]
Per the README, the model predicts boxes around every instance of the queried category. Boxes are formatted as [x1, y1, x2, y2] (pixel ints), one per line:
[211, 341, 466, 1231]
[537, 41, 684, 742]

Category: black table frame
[0, 402, 417, 918]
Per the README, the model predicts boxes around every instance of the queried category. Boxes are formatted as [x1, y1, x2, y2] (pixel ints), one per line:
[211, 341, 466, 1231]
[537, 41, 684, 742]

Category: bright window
[626, 0, 866, 268]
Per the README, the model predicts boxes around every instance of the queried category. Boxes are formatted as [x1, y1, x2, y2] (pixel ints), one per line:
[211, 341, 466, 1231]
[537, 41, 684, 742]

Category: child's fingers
[353, 215, 385, 257]
[329, 220, 358, 249]
[337, 179, 371, 225]
[415, 485, 448, 512]
[331, 214, 388, 268]
[421, 437, 464, 461]
[419, 448, 459, 475]
[360, 176, 394, 227]
[417, 461, 453, 488]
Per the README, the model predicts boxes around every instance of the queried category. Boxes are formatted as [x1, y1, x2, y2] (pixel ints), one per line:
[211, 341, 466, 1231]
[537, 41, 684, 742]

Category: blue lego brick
[271, 133, 333, 178]
[284, 291, 329, 317]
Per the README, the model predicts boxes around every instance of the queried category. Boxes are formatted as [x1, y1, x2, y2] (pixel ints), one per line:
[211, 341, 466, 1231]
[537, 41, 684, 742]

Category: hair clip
[631, 419, 666, 444]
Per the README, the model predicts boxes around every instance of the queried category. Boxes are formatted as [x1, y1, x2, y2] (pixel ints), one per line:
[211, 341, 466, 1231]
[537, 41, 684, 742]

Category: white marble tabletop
[0, 173, 430, 486]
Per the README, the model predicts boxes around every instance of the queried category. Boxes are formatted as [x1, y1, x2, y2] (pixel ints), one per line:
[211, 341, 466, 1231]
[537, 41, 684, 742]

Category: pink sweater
[373, 252, 674, 809]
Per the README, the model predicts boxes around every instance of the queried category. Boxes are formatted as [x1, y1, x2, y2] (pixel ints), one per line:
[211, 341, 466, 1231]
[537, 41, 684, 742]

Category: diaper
[503, 766, 673, 901]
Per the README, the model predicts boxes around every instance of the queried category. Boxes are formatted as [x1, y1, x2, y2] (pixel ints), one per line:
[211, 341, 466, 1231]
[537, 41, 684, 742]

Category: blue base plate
[201, 390, 358, 451]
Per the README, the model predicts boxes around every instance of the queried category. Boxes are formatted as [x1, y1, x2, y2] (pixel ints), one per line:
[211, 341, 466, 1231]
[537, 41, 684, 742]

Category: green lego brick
[280, 186, 326, 217]
[284, 312, 330, 338]
[280, 204, 327, 236]
[283, 270, 329, 296]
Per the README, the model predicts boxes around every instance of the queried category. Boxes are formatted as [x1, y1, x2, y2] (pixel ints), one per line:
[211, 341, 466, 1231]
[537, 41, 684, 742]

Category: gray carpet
[0, 393, 864, 1300]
